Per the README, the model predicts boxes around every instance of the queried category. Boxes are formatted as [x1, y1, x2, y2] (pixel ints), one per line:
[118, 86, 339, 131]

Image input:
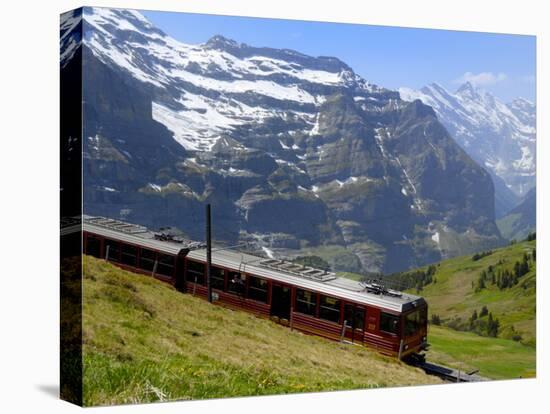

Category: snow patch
[244, 55, 345, 86]
[152, 102, 227, 151]
[261, 246, 275, 259]
[334, 176, 359, 187]
[374, 128, 389, 158]
[309, 113, 321, 136]
[279, 139, 290, 150]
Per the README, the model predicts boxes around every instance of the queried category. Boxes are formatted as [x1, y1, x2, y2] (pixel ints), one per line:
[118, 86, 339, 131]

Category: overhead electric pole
[206, 203, 212, 303]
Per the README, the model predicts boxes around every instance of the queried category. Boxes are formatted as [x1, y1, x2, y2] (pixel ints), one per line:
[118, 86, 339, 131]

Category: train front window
[404, 308, 427, 337]
[380, 312, 399, 335]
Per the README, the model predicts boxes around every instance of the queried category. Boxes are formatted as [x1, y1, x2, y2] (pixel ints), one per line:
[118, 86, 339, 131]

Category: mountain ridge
[399, 81, 536, 217]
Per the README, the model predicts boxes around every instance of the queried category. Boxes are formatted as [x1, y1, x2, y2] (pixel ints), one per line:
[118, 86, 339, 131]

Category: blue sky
[142, 10, 536, 102]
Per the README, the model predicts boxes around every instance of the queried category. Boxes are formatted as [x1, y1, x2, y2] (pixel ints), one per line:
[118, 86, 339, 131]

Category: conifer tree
[480, 306, 488, 317]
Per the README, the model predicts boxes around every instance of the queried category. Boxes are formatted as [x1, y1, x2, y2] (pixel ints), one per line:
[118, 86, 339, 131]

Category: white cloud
[520, 74, 536, 84]
[453, 71, 507, 86]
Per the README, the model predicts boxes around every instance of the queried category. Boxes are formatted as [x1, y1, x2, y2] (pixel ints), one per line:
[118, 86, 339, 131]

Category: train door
[174, 250, 188, 292]
[344, 304, 365, 343]
[270, 284, 291, 321]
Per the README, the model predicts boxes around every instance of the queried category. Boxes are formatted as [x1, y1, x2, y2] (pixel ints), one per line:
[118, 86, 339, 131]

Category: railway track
[406, 354, 489, 382]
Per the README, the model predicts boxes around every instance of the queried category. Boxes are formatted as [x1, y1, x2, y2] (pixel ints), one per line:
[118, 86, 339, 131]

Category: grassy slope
[336, 271, 364, 281]
[419, 240, 536, 345]
[82, 256, 439, 406]
[421, 241, 537, 379]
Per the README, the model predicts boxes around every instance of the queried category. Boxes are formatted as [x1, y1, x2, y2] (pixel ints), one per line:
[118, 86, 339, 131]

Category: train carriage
[82, 216, 428, 359]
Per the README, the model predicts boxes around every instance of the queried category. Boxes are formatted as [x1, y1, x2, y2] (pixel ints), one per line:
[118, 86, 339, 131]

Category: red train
[82, 216, 428, 359]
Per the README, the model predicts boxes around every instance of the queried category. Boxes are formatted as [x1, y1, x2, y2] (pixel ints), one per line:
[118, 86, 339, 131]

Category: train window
[104, 239, 120, 262]
[227, 271, 245, 295]
[295, 289, 317, 316]
[157, 254, 175, 278]
[404, 308, 427, 337]
[85, 235, 101, 258]
[319, 295, 341, 323]
[247, 276, 268, 303]
[187, 260, 205, 285]
[120, 244, 138, 267]
[380, 312, 399, 335]
[139, 248, 156, 272]
[210, 266, 225, 291]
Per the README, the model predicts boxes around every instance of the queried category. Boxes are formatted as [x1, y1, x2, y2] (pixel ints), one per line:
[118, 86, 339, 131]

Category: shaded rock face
[65, 7, 504, 273]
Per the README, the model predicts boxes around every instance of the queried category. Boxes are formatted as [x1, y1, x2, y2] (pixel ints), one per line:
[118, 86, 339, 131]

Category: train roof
[82, 216, 426, 313]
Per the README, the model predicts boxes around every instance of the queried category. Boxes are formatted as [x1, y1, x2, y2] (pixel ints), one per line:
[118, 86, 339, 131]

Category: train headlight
[422, 336, 427, 342]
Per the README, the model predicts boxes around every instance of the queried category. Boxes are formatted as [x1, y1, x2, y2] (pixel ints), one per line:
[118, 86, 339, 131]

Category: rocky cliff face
[62, 7, 504, 273]
[399, 82, 536, 217]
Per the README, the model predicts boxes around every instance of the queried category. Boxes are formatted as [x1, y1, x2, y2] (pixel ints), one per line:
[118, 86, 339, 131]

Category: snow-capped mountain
[76, 7, 384, 153]
[399, 82, 536, 215]
[62, 7, 504, 273]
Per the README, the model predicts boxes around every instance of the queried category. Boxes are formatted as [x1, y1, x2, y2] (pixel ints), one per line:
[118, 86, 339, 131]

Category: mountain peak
[205, 34, 241, 50]
[455, 81, 479, 98]
[83, 7, 166, 39]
